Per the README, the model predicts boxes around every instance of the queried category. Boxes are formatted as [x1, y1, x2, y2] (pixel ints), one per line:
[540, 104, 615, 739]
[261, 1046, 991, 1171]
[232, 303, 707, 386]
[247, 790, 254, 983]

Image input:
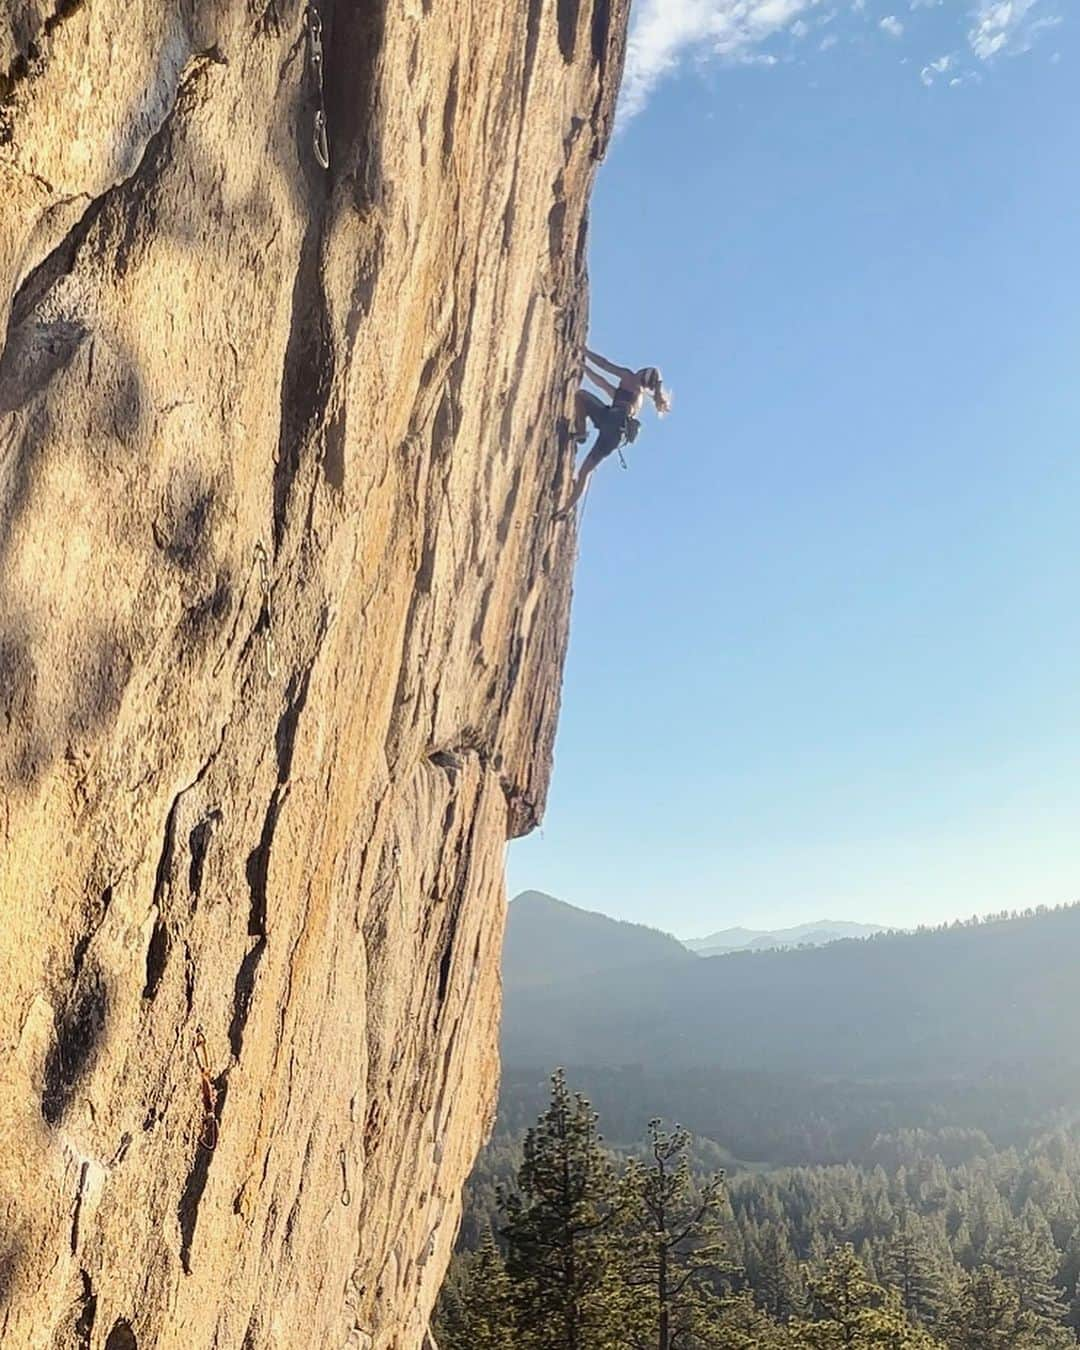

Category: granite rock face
[0, 0, 627, 1344]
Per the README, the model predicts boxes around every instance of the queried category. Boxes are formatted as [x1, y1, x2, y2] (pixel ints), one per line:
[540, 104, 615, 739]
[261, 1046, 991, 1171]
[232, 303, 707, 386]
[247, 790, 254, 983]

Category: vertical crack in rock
[272, 218, 334, 550]
[74, 1268, 97, 1347]
[177, 1079, 228, 1274]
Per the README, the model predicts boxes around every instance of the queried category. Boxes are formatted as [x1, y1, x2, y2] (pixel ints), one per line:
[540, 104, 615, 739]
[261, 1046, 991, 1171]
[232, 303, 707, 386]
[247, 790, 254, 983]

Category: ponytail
[637, 366, 671, 416]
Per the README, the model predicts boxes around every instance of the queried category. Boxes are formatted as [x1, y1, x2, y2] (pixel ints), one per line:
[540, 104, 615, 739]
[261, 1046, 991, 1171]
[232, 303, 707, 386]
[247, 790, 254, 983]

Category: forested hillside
[439, 902, 1080, 1345]
[503, 904, 1080, 1078]
[438, 1074, 1080, 1348]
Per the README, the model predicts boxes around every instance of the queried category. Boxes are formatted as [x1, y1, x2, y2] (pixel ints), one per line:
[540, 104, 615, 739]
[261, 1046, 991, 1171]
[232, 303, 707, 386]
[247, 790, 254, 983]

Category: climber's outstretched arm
[584, 348, 634, 382]
[583, 364, 618, 399]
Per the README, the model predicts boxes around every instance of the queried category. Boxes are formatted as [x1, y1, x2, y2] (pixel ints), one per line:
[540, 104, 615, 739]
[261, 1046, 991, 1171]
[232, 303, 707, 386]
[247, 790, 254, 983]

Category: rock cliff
[0, 0, 628, 1344]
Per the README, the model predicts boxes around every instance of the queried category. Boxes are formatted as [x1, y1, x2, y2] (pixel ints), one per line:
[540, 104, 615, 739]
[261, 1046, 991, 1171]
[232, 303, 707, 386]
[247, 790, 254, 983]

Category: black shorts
[579, 391, 630, 461]
[579, 389, 629, 433]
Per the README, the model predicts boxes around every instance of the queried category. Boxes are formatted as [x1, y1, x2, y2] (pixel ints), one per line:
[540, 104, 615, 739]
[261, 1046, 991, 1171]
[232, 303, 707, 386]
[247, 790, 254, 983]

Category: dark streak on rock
[522, 0, 545, 108]
[228, 938, 267, 1059]
[72, 885, 112, 980]
[74, 1268, 96, 1347]
[42, 966, 107, 1125]
[441, 59, 460, 163]
[187, 811, 221, 900]
[244, 799, 279, 939]
[142, 918, 170, 1001]
[558, 0, 581, 62]
[104, 1319, 139, 1350]
[69, 1160, 88, 1254]
[178, 1077, 227, 1274]
[272, 220, 333, 550]
[276, 663, 316, 784]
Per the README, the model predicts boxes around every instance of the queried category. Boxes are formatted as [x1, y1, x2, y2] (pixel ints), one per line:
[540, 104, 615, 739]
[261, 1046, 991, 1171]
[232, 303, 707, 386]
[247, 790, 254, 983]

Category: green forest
[439, 902, 1080, 1345]
[436, 1071, 1080, 1348]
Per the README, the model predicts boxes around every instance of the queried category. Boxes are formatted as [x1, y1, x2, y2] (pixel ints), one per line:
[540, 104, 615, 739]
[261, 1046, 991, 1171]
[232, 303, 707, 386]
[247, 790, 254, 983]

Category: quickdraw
[193, 1028, 219, 1151]
[305, 6, 330, 170]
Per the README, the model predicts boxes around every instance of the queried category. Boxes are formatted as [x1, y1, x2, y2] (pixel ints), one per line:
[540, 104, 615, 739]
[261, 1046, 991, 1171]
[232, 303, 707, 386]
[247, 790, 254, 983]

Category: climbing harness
[613, 412, 639, 469]
[601, 405, 639, 468]
[305, 5, 330, 170]
[254, 541, 278, 678]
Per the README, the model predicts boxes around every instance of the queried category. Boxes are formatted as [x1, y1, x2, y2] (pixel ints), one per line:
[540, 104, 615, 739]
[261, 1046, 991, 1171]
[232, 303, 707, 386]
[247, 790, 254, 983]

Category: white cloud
[919, 52, 954, 83]
[617, 0, 1061, 122]
[820, 32, 839, 48]
[968, 0, 1058, 61]
[620, 0, 818, 121]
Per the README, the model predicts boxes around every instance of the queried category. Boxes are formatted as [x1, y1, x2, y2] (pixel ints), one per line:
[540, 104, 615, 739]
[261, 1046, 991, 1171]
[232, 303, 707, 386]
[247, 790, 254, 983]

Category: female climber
[554, 348, 671, 519]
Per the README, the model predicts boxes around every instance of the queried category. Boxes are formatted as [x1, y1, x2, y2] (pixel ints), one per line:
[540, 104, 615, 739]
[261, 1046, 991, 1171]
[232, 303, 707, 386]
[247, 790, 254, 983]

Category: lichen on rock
[0, 0, 628, 1344]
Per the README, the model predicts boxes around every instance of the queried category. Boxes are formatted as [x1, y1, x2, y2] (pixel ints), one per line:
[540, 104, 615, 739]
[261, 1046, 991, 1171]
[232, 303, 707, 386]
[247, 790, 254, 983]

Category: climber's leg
[555, 433, 618, 519]
[574, 390, 607, 444]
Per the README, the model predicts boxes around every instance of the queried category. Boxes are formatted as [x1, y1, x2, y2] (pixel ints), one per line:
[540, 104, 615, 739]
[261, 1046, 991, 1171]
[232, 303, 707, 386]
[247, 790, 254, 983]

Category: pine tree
[498, 1070, 626, 1350]
[883, 1212, 950, 1330]
[753, 1221, 807, 1322]
[795, 1244, 944, 1348]
[621, 1120, 731, 1350]
[990, 1215, 1069, 1328]
[712, 1291, 801, 1348]
[432, 1234, 515, 1350]
[941, 1267, 1046, 1350]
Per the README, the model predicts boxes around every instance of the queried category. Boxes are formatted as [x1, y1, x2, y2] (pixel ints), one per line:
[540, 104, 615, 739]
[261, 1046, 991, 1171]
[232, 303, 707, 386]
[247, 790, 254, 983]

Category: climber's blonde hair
[638, 367, 671, 417]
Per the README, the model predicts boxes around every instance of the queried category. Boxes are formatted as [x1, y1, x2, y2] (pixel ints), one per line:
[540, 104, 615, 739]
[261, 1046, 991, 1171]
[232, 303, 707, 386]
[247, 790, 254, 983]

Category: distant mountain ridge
[503, 891, 692, 990]
[685, 919, 886, 956]
[502, 896, 1080, 1081]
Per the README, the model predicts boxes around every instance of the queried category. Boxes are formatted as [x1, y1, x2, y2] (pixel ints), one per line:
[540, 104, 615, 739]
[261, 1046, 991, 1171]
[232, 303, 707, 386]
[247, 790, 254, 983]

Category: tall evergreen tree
[432, 1234, 515, 1350]
[941, 1267, 1046, 1350]
[883, 1212, 950, 1330]
[797, 1244, 943, 1348]
[711, 1292, 801, 1348]
[498, 1070, 626, 1350]
[752, 1221, 807, 1322]
[990, 1215, 1069, 1328]
[622, 1120, 730, 1350]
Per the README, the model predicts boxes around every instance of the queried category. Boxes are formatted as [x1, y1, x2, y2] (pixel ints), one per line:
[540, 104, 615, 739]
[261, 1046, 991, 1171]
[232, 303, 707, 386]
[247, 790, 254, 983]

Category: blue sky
[508, 0, 1079, 939]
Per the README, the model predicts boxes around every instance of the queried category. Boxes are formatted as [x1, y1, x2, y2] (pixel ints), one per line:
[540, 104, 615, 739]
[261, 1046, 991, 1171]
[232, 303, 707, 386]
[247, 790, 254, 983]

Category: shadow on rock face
[0, 623, 43, 788]
[0, 626, 36, 737]
[67, 635, 134, 739]
[104, 1317, 138, 1350]
[153, 469, 217, 572]
[0, 316, 87, 415]
[41, 963, 108, 1126]
[0, 614, 135, 790]
[0, 406, 52, 571]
